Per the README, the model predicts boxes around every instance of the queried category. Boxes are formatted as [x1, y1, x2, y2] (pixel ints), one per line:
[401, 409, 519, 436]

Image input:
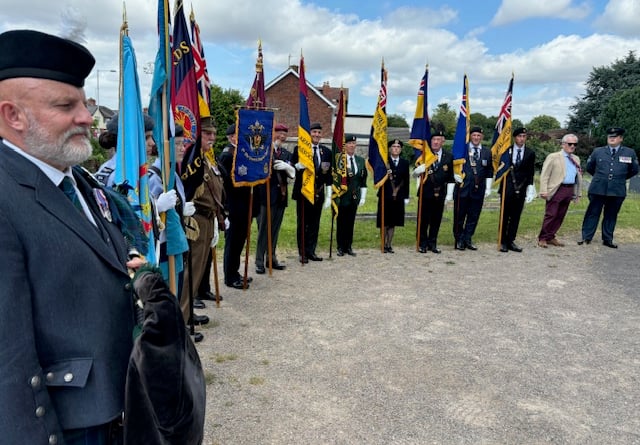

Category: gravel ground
[193, 240, 640, 445]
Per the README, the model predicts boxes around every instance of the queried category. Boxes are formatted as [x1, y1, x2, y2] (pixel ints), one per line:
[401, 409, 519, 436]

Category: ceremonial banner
[232, 108, 274, 187]
[190, 7, 211, 118]
[298, 55, 315, 204]
[114, 32, 156, 265]
[246, 41, 266, 108]
[367, 62, 389, 189]
[331, 89, 347, 215]
[408, 67, 437, 169]
[451, 74, 470, 178]
[492, 75, 514, 185]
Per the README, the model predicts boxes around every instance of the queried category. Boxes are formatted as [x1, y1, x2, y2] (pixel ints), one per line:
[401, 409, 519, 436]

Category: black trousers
[336, 202, 358, 250]
[296, 197, 323, 256]
[453, 192, 484, 243]
[581, 193, 625, 242]
[418, 196, 445, 248]
[500, 191, 526, 244]
[223, 211, 249, 284]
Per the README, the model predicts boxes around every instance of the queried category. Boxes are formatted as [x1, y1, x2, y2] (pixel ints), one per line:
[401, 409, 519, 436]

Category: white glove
[404, 198, 410, 205]
[211, 218, 219, 247]
[412, 164, 426, 177]
[525, 184, 536, 203]
[294, 162, 307, 171]
[453, 174, 463, 184]
[224, 217, 230, 230]
[155, 189, 177, 212]
[323, 185, 332, 209]
[358, 188, 367, 206]
[485, 178, 493, 197]
[445, 183, 455, 202]
[182, 201, 196, 217]
[274, 160, 296, 178]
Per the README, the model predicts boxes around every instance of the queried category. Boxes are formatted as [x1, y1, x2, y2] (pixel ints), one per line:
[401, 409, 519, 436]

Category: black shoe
[508, 242, 523, 252]
[577, 239, 591, 245]
[193, 299, 206, 309]
[603, 240, 618, 248]
[465, 241, 477, 251]
[256, 265, 266, 274]
[418, 247, 427, 253]
[500, 244, 509, 253]
[226, 280, 248, 289]
[191, 331, 204, 343]
[199, 291, 222, 301]
[386, 246, 394, 253]
[299, 255, 309, 264]
[337, 248, 344, 257]
[430, 246, 441, 254]
[308, 253, 323, 261]
[455, 241, 466, 251]
[189, 314, 210, 326]
[272, 263, 286, 270]
[346, 249, 356, 256]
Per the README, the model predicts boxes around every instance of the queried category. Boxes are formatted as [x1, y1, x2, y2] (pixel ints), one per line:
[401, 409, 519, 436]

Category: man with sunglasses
[537, 134, 583, 248]
[579, 127, 639, 248]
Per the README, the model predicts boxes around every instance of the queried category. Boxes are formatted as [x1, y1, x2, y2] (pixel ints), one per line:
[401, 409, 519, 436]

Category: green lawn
[225, 177, 640, 255]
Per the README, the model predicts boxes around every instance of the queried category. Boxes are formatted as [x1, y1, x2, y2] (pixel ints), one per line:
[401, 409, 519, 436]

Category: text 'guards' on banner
[232, 108, 275, 187]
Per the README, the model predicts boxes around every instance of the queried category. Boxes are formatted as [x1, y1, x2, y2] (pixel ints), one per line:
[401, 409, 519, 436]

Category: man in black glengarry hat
[0, 29, 139, 445]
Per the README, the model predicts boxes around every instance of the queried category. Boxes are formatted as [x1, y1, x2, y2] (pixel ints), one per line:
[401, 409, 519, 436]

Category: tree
[431, 103, 457, 138]
[601, 85, 640, 149]
[567, 51, 640, 136]
[526, 115, 561, 133]
[388, 113, 409, 128]
[209, 83, 245, 153]
[470, 112, 492, 136]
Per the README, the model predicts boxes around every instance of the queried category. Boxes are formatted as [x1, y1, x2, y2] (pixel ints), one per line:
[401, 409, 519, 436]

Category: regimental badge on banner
[232, 108, 274, 186]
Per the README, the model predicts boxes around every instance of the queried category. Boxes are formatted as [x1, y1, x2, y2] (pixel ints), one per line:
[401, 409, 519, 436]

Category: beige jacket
[539, 150, 582, 200]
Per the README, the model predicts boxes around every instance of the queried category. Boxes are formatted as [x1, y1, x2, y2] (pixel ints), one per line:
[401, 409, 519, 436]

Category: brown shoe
[548, 238, 565, 247]
[537, 240, 548, 248]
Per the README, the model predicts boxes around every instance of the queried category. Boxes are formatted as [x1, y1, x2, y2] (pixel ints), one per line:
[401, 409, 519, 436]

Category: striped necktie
[59, 176, 84, 214]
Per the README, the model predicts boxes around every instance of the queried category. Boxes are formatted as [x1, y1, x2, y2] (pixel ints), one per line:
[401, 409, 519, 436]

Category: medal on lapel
[93, 188, 113, 222]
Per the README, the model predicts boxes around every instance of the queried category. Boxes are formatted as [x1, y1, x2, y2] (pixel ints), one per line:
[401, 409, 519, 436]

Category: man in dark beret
[0, 29, 139, 444]
[495, 127, 536, 252]
[579, 126, 639, 247]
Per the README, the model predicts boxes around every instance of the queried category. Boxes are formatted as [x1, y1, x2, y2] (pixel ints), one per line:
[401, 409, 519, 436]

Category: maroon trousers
[538, 184, 575, 241]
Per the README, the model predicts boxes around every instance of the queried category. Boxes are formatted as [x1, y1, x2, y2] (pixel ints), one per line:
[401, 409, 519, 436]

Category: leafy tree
[431, 103, 457, 138]
[567, 51, 640, 136]
[470, 112, 492, 136]
[526, 115, 561, 133]
[209, 84, 245, 154]
[600, 85, 640, 150]
[388, 113, 409, 128]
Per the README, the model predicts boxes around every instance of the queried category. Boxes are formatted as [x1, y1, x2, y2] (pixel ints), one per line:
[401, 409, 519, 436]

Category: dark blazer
[0, 142, 135, 443]
[499, 146, 536, 196]
[458, 145, 493, 198]
[291, 143, 332, 201]
[339, 155, 368, 206]
[586, 145, 639, 197]
[383, 157, 410, 200]
[219, 144, 252, 217]
[419, 150, 454, 199]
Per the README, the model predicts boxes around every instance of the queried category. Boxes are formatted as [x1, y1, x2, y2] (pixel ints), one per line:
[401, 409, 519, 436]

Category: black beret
[0, 30, 95, 87]
[226, 124, 236, 136]
[106, 113, 154, 135]
[310, 122, 322, 130]
[513, 127, 527, 137]
[387, 139, 403, 148]
[431, 128, 445, 138]
[345, 134, 356, 143]
[470, 126, 483, 134]
[174, 123, 184, 137]
[607, 127, 625, 137]
[200, 116, 216, 131]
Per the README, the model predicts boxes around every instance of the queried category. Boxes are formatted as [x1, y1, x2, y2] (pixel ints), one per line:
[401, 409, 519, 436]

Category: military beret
[274, 123, 288, 132]
[226, 124, 236, 136]
[345, 134, 357, 143]
[0, 30, 95, 87]
[200, 116, 216, 131]
[470, 126, 483, 134]
[607, 127, 625, 137]
[310, 122, 322, 130]
[174, 123, 184, 137]
[431, 128, 445, 138]
[387, 139, 403, 148]
[513, 127, 527, 137]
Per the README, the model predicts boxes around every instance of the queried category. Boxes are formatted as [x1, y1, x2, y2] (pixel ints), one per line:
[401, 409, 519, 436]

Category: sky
[1, 0, 639, 127]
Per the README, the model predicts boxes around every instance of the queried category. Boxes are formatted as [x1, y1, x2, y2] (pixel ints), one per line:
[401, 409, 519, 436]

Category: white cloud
[594, 0, 640, 37]
[491, 0, 591, 26]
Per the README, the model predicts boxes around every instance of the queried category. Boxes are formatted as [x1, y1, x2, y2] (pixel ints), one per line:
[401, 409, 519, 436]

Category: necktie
[59, 176, 84, 214]
[313, 146, 320, 168]
[473, 147, 479, 160]
[393, 158, 398, 167]
[350, 156, 356, 174]
[611, 148, 616, 157]
[516, 149, 522, 165]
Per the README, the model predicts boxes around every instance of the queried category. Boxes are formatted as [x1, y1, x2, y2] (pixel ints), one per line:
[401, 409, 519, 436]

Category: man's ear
[0, 101, 28, 132]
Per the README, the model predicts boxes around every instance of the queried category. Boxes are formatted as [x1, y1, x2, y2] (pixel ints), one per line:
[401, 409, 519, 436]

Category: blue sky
[1, 0, 639, 125]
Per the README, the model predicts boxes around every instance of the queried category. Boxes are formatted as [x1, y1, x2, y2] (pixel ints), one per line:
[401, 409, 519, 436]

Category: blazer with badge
[499, 146, 535, 197]
[339, 154, 368, 207]
[291, 143, 332, 202]
[419, 150, 454, 199]
[0, 143, 135, 443]
[586, 145, 639, 197]
[457, 145, 494, 198]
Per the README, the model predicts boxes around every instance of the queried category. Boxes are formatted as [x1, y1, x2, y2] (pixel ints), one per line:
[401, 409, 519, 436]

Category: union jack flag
[451, 74, 470, 178]
[491, 75, 514, 184]
[190, 7, 211, 118]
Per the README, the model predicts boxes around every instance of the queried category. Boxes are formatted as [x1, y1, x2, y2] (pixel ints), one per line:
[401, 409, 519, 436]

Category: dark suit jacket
[458, 145, 494, 198]
[586, 145, 639, 197]
[339, 155, 368, 206]
[419, 150, 454, 199]
[498, 146, 535, 196]
[0, 142, 135, 443]
[291, 143, 332, 201]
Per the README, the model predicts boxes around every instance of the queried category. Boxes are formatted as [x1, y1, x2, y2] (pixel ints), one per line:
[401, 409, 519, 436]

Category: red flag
[246, 41, 266, 108]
